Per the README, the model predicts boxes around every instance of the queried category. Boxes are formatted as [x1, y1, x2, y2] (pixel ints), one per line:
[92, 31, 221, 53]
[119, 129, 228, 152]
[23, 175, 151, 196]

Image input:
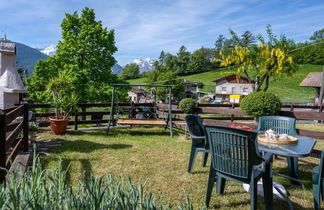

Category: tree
[290, 28, 324, 65]
[240, 31, 255, 48]
[27, 7, 121, 103]
[159, 51, 166, 64]
[188, 48, 213, 73]
[310, 28, 324, 42]
[175, 45, 191, 75]
[215, 35, 225, 51]
[155, 71, 184, 102]
[119, 63, 140, 80]
[216, 25, 297, 91]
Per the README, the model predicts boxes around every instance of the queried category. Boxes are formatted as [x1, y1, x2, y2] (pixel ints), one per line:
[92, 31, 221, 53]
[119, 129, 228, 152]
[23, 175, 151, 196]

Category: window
[232, 87, 235, 94]
[243, 88, 248, 95]
[221, 87, 226, 92]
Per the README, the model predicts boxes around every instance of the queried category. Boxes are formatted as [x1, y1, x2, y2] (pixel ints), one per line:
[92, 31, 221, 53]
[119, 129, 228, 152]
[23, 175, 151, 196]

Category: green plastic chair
[184, 115, 209, 173]
[313, 150, 324, 210]
[205, 125, 273, 210]
[257, 116, 299, 182]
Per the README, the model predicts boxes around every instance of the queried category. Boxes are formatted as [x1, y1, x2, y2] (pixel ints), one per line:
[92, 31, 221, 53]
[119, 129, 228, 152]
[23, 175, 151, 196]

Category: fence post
[231, 103, 235, 122]
[74, 112, 78, 130]
[0, 110, 6, 182]
[23, 103, 29, 152]
[81, 107, 86, 121]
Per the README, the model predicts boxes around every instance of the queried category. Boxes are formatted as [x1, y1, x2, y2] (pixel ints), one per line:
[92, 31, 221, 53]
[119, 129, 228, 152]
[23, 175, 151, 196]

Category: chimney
[0, 41, 27, 109]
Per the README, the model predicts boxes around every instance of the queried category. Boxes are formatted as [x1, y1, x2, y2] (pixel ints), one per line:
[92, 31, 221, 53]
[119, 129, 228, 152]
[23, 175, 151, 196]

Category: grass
[36, 126, 324, 209]
[127, 64, 323, 103]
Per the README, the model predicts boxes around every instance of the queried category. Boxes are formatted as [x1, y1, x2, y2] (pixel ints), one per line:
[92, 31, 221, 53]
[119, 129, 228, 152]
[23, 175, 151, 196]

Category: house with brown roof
[299, 72, 323, 103]
[128, 86, 148, 103]
[182, 79, 204, 99]
[213, 74, 254, 103]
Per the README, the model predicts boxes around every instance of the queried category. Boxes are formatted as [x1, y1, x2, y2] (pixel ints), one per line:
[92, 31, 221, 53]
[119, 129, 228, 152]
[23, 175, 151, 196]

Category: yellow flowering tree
[216, 25, 297, 91]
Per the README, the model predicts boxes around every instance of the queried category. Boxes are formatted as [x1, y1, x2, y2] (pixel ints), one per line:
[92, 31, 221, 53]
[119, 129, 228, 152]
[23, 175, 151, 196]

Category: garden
[14, 125, 321, 209]
[1, 6, 324, 210]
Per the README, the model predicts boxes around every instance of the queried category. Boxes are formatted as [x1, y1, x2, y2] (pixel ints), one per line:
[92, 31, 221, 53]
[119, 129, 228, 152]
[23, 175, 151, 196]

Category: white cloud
[0, 0, 323, 65]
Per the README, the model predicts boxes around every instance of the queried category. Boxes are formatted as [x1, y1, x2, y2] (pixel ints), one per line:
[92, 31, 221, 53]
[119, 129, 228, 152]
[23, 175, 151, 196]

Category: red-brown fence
[29, 102, 157, 129]
[0, 104, 29, 182]
[158, 103, 324, 140]
[1, 101, 323, 175]
[29, 102, 324, 139]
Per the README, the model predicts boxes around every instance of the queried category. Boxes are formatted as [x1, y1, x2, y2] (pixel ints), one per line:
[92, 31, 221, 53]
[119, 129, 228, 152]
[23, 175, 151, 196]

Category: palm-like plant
[47, 71, 79, 119]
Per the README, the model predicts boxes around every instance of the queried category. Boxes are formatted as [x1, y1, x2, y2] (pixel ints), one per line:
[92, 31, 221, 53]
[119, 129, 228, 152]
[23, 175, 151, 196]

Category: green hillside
[127, 64, 323, 103]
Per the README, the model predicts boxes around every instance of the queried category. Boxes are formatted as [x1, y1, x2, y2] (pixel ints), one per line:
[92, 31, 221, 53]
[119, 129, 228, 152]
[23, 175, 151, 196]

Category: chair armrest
[190, 134, 205, 139]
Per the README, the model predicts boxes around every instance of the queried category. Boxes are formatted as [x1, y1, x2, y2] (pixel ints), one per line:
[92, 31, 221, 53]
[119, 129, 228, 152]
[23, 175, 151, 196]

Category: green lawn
[128, 64, 323, 103]
[36, 126, 324, 209]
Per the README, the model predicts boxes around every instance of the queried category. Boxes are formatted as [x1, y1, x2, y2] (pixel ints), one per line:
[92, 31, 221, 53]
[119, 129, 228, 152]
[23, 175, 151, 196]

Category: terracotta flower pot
[49, 117, 68, 135]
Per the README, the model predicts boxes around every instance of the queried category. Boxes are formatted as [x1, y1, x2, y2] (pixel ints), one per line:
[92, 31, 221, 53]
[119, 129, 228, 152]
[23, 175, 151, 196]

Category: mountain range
[15, 42, 48, 75]
[131, 58, 155, 72]
[3, 41, 154, 75]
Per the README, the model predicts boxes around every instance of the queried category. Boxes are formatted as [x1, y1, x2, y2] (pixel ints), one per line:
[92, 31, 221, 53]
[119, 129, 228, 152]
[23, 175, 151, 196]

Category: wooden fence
[1, 101, 323, 176]
[29, 102, 324, 140]
[159, 103, 324, 140]
[30, 102, 158, 129]
[0, 104, 29, 182]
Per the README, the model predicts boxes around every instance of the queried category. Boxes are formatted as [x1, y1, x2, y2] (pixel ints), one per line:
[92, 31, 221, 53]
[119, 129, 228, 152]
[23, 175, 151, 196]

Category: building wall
[128, 91, 138, 102]
[215, 81, 254, 96]
[0, 92, 20, 109]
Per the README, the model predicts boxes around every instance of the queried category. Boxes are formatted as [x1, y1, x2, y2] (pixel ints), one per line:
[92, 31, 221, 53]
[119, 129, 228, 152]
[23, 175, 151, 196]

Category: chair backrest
[257, 116, 297, 136]
[205, 125, 262, 180]
[318, 151, 324, 180]
[185, 115, 205, 139]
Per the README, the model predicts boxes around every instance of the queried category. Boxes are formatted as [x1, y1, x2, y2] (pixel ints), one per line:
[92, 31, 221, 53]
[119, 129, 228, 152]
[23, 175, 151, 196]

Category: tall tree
[159, 51, 166, 64]
[215, 35, 225, 51]
[27, 7, 120, 103]
[240, 31, 255, 48]
[175, 45, 191, 75]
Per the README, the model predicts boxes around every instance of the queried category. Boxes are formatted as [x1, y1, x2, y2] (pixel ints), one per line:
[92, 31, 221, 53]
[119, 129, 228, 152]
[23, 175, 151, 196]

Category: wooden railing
[0, 104, 29, 182]
[29, 102, 324, 139]
[157, 103, 324, 140]
[29, 102, 158, 129]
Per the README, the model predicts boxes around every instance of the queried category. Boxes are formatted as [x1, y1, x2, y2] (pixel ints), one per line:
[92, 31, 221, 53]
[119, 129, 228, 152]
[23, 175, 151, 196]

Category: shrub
[240, 91, 281, 118]
[1, 154, 193, 209]
[179, 98, 196, 114]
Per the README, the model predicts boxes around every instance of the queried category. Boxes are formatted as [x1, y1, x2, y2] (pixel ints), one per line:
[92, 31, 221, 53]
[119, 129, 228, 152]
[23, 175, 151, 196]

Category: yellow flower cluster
[214, 43, 294, 79]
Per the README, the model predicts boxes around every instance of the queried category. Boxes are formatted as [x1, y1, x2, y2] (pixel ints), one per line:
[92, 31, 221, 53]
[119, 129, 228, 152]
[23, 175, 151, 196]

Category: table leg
[287, 157, 299, 185]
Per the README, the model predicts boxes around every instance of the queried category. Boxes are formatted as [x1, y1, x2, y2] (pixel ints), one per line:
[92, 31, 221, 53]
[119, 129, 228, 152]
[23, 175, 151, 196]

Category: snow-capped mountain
[131, 57, 155, 72]
[39, 44, 56, 56]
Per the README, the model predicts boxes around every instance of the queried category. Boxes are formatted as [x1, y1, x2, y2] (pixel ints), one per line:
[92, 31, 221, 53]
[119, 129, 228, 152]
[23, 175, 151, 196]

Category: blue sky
[0, 0, 323, 66]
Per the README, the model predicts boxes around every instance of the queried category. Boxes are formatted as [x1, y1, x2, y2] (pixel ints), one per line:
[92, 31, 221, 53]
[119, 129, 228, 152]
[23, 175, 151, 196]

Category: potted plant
[47, 72, 79, 135]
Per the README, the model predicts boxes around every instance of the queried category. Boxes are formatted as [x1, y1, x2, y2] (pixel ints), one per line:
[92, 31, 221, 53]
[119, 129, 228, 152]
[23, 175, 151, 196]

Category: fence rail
[30, 102, 324, 139]
[0, 104, 29, 182]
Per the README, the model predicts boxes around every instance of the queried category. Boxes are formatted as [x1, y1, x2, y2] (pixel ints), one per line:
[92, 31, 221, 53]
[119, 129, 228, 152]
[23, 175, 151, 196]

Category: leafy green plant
[47, 71, 79, 119]
[240, 91, 281, 118]
[1, 153, 194, 209]
[179, 98, 196, 114]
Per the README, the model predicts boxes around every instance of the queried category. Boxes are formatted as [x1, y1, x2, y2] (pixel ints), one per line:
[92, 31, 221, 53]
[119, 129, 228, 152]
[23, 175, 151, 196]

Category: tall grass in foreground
[0, 154, 195, 210]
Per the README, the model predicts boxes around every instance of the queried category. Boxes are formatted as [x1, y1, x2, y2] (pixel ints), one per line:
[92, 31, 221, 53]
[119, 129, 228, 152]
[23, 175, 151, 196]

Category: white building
[213, 74, 254, 103]
[128, 86, 148, 103]
[0, 40, 27, 109]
